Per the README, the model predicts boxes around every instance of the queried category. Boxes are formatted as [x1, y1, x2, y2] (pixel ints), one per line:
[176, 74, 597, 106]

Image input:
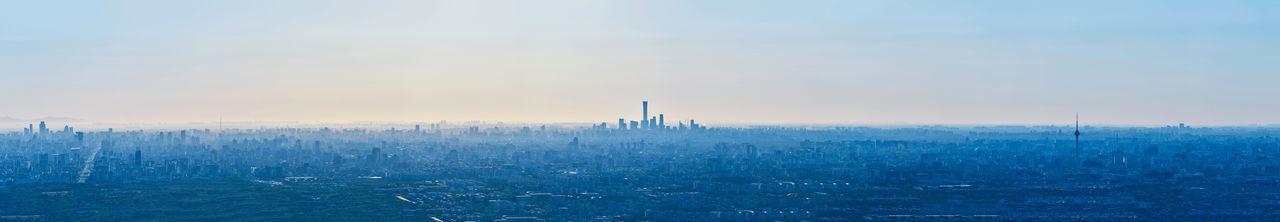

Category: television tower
[1074, 113, 1081, 158]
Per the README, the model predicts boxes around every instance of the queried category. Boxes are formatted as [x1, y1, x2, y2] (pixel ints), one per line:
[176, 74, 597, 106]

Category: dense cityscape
[2, 102, 1279, 221]
[6, 0, 1276, 220]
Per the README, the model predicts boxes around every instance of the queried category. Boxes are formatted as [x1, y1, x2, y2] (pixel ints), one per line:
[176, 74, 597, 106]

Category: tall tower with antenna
[1074, 113, 1081, 158]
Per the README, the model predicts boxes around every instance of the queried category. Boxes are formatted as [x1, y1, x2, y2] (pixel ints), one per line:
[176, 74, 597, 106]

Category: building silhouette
[613, 100, 703, 131]
[642, 101, 649, 129]
[134, 149, 143, 168]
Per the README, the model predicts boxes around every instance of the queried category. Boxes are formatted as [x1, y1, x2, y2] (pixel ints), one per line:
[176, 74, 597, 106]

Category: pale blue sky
[2, 0, 1277, 125]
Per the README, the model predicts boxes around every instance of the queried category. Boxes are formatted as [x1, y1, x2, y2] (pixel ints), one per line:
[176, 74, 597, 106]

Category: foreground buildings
[1, 120, 1279, 221]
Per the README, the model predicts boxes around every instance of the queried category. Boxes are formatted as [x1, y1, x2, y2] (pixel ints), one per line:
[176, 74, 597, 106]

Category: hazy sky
[2, 0, 1277, 126]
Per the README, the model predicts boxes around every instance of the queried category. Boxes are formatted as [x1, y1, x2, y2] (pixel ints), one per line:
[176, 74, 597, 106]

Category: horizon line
[3, 119, 1277, 131]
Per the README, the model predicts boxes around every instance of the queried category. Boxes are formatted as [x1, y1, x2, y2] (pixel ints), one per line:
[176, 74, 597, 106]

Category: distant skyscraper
[619, 118, 626, 130]
[134, 149, 143, 168]
[650, 117, 656, 130]
[658, 114, 665, 129]
[38, 121, 47, 135]
[642, 101, 649, 129]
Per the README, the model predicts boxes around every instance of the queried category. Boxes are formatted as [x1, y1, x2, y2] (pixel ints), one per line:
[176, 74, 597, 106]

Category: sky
[1, 0, 1278, 126]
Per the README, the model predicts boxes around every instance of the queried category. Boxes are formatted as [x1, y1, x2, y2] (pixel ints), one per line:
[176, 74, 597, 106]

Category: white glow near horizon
[2, 1, 1278, 126]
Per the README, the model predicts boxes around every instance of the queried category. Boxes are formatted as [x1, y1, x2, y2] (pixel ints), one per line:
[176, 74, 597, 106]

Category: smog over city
[2, 1, 1279, 221]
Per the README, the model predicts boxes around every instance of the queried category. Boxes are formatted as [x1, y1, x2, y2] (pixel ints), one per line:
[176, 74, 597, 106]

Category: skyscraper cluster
[21, 121, 74, 137]
[603, 100, 705, 131]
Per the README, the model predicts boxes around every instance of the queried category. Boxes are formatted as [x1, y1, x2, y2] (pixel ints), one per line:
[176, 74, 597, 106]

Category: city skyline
[4, 1, 1280, 220]
[0, 105, 1260, 132]
[0, 99, 1269, 129]
[0, 99, 1272, 129]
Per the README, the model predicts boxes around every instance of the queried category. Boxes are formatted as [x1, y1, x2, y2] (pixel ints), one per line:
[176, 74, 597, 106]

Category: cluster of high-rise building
[600, 100, 705, 131]
[19, 121, 78, 138]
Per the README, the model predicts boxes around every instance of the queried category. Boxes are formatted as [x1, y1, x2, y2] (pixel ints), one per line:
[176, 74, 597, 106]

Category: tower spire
[1074, 113, 1081, 158]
